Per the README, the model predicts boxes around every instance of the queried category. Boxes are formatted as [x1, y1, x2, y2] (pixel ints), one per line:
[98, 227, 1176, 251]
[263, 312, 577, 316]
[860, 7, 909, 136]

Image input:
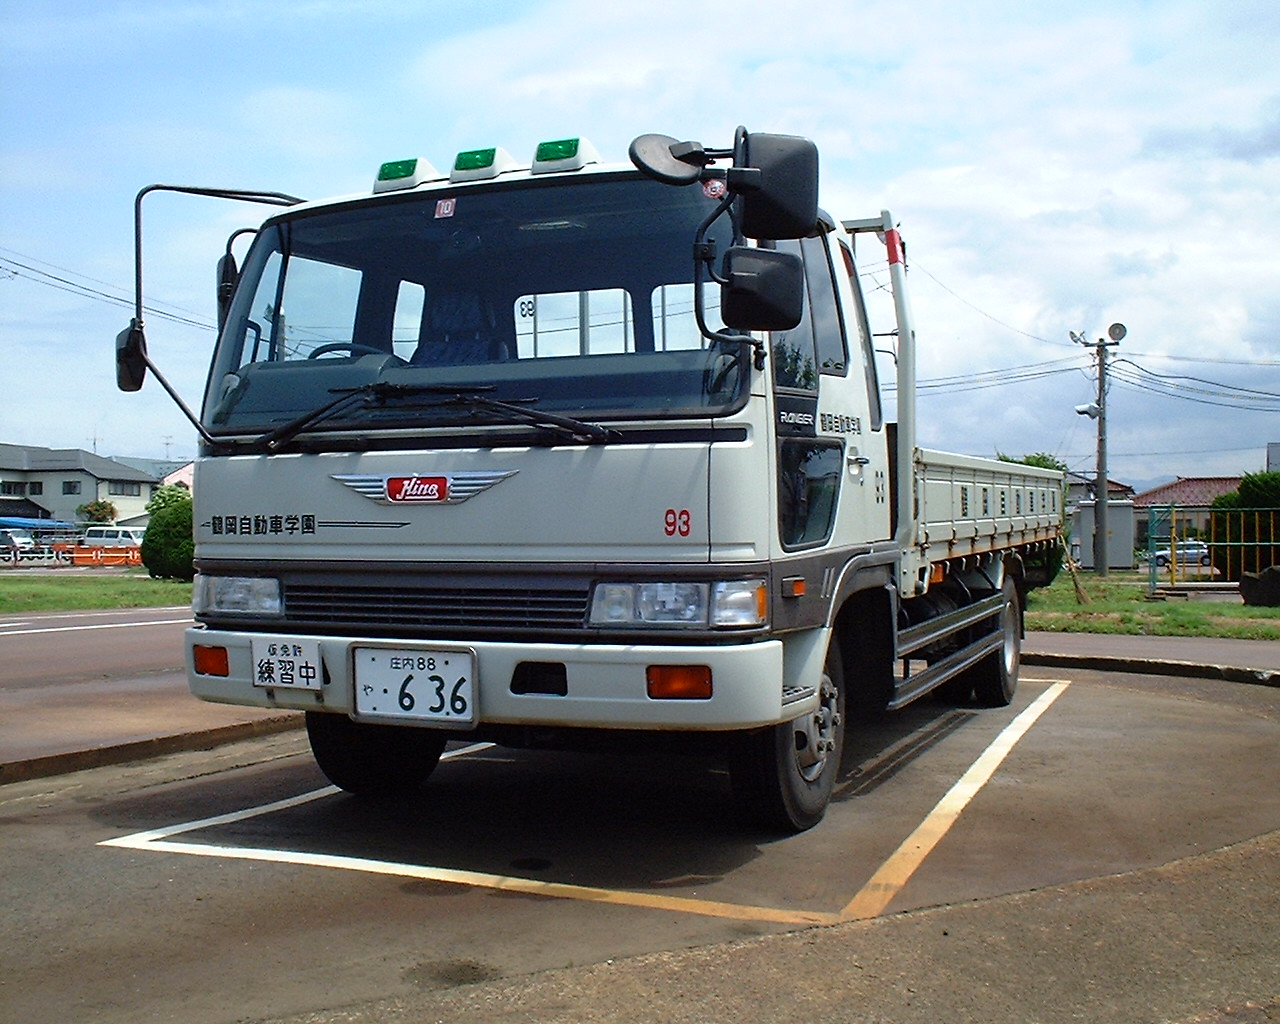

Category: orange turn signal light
[646, 665, 712, 700]
[193, 645, 230, 677]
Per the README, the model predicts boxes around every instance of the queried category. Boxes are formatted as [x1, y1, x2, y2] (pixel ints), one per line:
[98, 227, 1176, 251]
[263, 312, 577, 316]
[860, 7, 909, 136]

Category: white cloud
[0, 0, 1276, 479]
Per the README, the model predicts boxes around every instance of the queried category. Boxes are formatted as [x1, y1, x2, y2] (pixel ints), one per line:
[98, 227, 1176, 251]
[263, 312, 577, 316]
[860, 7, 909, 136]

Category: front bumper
[186, 627, 792, 731]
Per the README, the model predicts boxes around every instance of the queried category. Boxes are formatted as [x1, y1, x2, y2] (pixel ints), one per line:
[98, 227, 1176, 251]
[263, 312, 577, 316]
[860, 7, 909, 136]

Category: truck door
[770, 233, 889, 559]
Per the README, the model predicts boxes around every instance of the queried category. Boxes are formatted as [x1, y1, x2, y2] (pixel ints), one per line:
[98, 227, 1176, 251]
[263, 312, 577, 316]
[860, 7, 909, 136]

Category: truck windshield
[204, 174, 742, 441]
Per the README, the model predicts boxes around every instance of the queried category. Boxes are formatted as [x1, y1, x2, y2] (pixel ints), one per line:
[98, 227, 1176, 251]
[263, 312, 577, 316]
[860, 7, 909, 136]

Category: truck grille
[282, 580, 591, 633]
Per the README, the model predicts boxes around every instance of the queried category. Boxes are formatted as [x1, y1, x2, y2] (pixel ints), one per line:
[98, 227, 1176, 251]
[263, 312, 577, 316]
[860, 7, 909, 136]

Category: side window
[226, 251, 365, 365]
[800, 236, 848, 376]
[651, 283, 716, 351]
[838, 240, 884, 431]
[513, 288, 634, 357]
[277, 258, 362, 359]
[778, 441, 843, 548]
[771, 240, 817, 391]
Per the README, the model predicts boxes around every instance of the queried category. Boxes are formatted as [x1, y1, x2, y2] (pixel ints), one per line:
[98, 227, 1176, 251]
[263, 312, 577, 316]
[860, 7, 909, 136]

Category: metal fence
[1144, 505, 1280, 589]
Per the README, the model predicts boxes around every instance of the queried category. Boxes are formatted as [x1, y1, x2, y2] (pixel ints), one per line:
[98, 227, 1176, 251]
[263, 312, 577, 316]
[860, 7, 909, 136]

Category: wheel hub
[793, 674, 840, 779]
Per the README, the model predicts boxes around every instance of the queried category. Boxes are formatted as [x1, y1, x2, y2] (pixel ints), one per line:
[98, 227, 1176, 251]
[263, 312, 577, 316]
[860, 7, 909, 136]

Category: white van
[81, 526, 145, 547]
[0, 528, 36, 550]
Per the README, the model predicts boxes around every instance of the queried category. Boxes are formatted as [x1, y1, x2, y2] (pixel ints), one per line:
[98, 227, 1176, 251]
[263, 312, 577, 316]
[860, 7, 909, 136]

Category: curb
[1023, 653, 1279, 688]
[0, 713, 304, 786]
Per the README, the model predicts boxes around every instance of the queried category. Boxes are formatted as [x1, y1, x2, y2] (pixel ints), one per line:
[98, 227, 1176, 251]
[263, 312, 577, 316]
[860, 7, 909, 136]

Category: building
[1131, 476, 1244, 548]
[0, 443, 164, 528]
[1065, 472, 1137, 569]
[1064, 471, 1135, 507]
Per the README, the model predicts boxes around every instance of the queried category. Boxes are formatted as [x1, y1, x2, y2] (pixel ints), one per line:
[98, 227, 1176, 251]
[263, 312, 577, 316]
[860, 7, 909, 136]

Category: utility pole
[1072, 323, 1125, 577]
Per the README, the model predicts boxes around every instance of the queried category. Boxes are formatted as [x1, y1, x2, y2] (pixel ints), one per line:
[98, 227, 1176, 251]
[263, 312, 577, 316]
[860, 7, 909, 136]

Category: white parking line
[99, 684, 1071, 926]
[0, 618, 192, 636]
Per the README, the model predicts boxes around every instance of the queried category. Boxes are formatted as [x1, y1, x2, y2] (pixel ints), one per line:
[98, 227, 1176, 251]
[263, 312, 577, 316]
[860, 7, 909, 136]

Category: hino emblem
[331, 471, 517, 505]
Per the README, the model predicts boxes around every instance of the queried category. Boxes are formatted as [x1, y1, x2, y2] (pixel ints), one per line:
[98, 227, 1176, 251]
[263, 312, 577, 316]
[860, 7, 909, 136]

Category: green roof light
[535, 138, 580, 162]
[530, 137, 599, 174]
[377, 158, 419, 182]
[454, 148, 497, 172]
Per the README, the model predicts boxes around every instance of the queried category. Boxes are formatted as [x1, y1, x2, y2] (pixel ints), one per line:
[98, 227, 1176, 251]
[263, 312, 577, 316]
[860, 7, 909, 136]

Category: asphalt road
[2, 666, 1277, 1024]
[0, 606, 191, 684]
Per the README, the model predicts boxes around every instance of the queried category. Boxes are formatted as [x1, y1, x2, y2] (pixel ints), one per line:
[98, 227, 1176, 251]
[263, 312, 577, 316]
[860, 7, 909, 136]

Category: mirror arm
[138, 330, 218, 446]
[691, 195, 766, 370]
[125, 186, 302, 444]
[132, 184, 302, 324]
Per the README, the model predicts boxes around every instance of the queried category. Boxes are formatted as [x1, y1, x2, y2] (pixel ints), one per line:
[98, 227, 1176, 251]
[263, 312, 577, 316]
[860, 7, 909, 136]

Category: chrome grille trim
[282, 581, 590, 631]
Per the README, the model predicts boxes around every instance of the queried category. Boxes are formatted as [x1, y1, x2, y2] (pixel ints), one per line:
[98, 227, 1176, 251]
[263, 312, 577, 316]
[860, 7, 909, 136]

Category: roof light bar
[373, 157, 441, 193]
[531, 137, 600, 174]
[450, 146, 518, 182]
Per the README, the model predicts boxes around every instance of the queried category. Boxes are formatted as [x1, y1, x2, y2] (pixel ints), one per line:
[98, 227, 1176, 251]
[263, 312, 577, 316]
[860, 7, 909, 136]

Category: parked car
[1151, 540, 1211, 567]
[0, 528, 36, 550]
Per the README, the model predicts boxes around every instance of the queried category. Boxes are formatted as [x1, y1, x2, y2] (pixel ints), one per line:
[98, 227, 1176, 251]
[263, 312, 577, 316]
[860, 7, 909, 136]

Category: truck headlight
[192, 575, 282, 617]
[588, 579, 766, 629]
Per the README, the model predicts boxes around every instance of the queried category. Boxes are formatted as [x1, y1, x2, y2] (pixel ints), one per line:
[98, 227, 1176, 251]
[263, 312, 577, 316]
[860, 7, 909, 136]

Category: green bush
[1209, 471, 1280, 581]
[141, 497, 194, 581]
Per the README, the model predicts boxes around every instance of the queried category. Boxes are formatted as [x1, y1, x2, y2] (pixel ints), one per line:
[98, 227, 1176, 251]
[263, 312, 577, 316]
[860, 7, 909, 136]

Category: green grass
[0, 572, 193, 614]
[1025, 570, 1280, 641]
[3, 568, 1277, 642]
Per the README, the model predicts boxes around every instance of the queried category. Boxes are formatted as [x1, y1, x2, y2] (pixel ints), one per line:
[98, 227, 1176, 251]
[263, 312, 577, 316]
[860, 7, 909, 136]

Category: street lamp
[1073, 323, 1126, 577]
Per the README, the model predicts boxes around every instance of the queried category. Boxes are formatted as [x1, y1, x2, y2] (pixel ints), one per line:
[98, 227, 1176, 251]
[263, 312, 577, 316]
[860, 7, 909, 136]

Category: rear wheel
[969, 575, 1021, 707]
[305, 711, 446, 796]
[731, 638, 845, 833]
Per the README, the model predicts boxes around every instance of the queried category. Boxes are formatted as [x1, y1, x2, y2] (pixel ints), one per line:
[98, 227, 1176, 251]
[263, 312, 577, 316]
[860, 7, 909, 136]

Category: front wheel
[306, 711, 446, 796]
[969, 575, 1021, 707]
[730, 638, 846, 833]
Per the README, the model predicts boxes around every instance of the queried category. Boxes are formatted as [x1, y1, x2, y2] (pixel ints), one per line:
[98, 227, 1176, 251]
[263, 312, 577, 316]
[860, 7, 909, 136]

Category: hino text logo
[332, 471, 518, 505]
[387, 476, 448, 502]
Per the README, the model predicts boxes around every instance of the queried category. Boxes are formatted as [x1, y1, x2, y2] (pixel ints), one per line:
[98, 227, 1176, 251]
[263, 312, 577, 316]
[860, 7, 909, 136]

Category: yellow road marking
[839, 681, 1070, 921]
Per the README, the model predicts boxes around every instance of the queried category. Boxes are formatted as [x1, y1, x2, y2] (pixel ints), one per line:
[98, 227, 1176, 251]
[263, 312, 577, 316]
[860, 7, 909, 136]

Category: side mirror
[737, 133, 819, 241]
[216, 252, 239, 332]
[115, 320, 148, 392]
[720, 247, 804, 331]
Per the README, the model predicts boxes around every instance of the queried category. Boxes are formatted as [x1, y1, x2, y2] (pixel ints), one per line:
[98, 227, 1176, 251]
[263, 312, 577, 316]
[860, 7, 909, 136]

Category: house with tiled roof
[1131, 476, 1243, 547]
[1132, 476, 1243, 509]
[0, 443, 162, 528]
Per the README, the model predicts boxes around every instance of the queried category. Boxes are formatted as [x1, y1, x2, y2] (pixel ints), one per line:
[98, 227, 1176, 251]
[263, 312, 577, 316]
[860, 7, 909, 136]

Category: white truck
[116, 128, 1061, 831]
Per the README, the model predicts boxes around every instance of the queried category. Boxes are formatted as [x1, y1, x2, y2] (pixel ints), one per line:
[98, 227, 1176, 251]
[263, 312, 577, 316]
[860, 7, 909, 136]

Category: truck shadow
[92, 697, 983, 897]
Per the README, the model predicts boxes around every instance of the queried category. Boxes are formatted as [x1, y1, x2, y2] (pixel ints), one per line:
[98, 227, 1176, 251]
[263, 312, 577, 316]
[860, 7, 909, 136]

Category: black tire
[730, 638, 846, 833]
[1200, 554, 1211, 566]
[305, 711, 446, 796]
[970, 575, 1021, 707]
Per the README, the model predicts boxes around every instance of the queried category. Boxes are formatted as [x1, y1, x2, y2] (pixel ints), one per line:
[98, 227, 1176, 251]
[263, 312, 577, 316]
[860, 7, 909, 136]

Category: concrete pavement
[0, 631, 1275, 785]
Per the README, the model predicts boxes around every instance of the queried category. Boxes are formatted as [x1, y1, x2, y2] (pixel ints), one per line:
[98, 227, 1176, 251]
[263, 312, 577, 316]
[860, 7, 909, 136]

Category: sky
[2, 0, 1278, 491]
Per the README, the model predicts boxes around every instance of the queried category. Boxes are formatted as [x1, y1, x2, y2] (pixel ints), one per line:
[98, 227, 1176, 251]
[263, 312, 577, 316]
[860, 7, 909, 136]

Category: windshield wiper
[431, 390, 617, 443]
[253, 382, 615, 451]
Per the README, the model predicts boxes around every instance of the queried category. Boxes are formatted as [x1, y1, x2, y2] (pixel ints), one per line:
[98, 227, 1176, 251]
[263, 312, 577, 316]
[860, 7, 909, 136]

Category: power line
[1108, 358, 1280, 412]
[907, 260, 1077, 348]
[0, 250, 216, 332]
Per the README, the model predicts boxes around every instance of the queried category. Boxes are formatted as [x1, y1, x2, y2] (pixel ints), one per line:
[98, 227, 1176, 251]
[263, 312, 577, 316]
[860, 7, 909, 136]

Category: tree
[997, 451, 1068, 473]
[146, 483, 191, 516]
[1209, 471, 1280, 582]
[141, 490, 194, 580]
[76, 499, 118, 523]
[997, 451, 1069, 586]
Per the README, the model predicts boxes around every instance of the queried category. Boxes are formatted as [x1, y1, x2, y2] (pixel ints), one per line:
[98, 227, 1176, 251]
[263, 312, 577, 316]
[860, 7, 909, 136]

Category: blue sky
[2, 0, 1278, 488]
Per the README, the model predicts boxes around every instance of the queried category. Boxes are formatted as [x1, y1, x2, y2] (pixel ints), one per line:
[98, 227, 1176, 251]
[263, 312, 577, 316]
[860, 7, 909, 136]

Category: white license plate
[249, 637, 324, 690]
[353, 647, 475, 725]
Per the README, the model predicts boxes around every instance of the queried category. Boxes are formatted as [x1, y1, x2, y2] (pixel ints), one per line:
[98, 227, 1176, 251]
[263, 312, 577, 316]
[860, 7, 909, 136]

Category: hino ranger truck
[117, 128, 1061, 831]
